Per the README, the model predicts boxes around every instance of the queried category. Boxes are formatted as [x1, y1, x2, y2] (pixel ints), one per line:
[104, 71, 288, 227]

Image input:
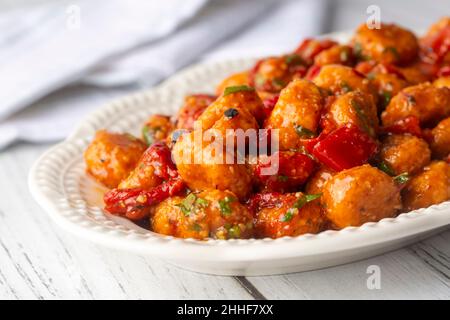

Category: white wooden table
[0, 141, 449, 299]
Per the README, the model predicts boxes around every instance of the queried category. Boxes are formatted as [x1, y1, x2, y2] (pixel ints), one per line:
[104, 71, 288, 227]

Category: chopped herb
[405, 94, 416, 105]
[351, 100, 374, 136]
[381, 91, 392, 108]
[340, 49, 349, 62]
[218, 196, 236, 215]
[224, 108, 239, 119]
[228, 225, 241, 238]
[294, 124, 315, 138]
[223, 85, 255, 96]
[384, 46, 400, 60]
[394, 172, 410, 184]
[378, 161, 395, 176]
[176, 193, 209, 216]
[285, 54, 305, 65]
[278, 175, 289, 182]
[192, 223, 202, 232]
[272, 78, 286, 88]
[353, 42, 368, 60]
[280, 208, 298, 222]
[341, 82, 353, 93]
[142, 126, 158, 145]
[280, 193, 322, 222]
[254, 74, 266, 87]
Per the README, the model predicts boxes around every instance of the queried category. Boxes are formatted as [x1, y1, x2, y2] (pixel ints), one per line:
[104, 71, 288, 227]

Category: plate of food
[29, 19, 450, 276]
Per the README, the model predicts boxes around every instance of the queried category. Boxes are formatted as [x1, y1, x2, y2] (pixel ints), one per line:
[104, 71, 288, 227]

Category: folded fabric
[0, 0, 209, 121]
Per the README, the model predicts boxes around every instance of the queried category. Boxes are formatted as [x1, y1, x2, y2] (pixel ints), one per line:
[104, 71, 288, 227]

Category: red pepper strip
[294, 38, 337, 63]
[305, 64, 321, 80]
[141, 142, 178, 179]
[438, 65, 450, 77]
[247, 192, 283, 214]
[262, 94, 279, 119]
[303, 132, 327, 154]
[422, 25, 450, 63]
[255, 151, 316, 192]
[312, 124, 378, 171]
[104, 178, 185, 220]
[382, 116, 422, 138]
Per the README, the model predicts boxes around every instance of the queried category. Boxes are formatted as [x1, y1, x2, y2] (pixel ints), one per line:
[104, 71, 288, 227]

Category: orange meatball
[321, 91, 379, 136]
[379, 134, 431, 175]
[381, 83, 450, 127]
[433, 76, 450, 88]
[254, 193, 326, 238]
[353, 23, 418, 65]
[151, 190, 253, 240]
[249, 55, 307, 94]
[314, 45, 355, 67]
[312, 64, 377, 99]
[265, 79, 324, 150]
[196, 88, 264, 128]
[402, 161, 450, 211]
[428, 117, 450, 159]
[305, 166, 336, 194]
[84, 130, 146, 188]
[216, 72, 249, 96]
[172, 130, 252, 200]
[175, 94, 216, 130]
[142, 114, 174, 145]
[322, 165, 402, 229]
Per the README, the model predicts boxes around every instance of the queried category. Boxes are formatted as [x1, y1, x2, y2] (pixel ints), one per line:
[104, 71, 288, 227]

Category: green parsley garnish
[394, 172, 410, 184]
[340, 49, 349, 62]
[353, 42, 369, 60]
[378, 161, 395, 176]
[351, 100, 375, 136]
[218, 196, 236, 215]
[280, 193, 322, 222]
[384, 46, 400, 60]
[278, 175, 289, 182]
[227, 225, 242, 238]
[272, 78, 286, 88]
[341, 81, 353, 93]
[285, 54, 305, 65]
[142, 125, 160, 145]
[176, 193, 209, 216]
[294, 124, 315, 138]
[223, 85, 255, 96]
[381, 91, 392, 108]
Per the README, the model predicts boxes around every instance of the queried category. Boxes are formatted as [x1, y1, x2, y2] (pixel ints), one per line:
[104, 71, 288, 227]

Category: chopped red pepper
[104, 178, 185, 220]
[255, 151, 316, 192]
[305, 64, 322, 80]
[247, 192, 283, 214]
[103, 142, 185, 220]
[294, 38, 338, 64]
[421, 25, 450, 64]
[437, 65, 450, 77]
[262, 94, 279, 119]
[382, 116, 423, 138]
[311, 124, 378, 171]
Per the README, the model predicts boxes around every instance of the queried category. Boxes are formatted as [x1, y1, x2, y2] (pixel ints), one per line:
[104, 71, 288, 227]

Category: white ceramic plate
[29, 32, 450, 276]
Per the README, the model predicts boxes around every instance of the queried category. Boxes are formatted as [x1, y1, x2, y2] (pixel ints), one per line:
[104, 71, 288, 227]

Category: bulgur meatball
[314, 45, 355, 67]
[321, 90, 379, 136]
[322, 165, 402, 229]
[254, 192, 326, 238]
[249, 55, 308, 95]
[265, 79, 324, 150]
[216, 72, 249, 96]
[151, 190, 253, 240]
[175, 94, 216, 130]
[305, 166, 336, 194]
[84, 130, 147, 188]
[381, 83, 450, 127]
[172, 130, 252, 200]
[433, 76, 450, 88]
[379, 134, 431, 175]
[142, 114, 174, 145]
[196, 87, 264, 128]
[312, 64, 377, 99]
[352, 23, 419, 65]
[402, 161, 450, 211]
[427, 117, 450, 159]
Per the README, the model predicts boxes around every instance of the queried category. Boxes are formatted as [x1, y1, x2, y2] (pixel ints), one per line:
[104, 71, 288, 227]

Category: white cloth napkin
[0, 0, 327, 149]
